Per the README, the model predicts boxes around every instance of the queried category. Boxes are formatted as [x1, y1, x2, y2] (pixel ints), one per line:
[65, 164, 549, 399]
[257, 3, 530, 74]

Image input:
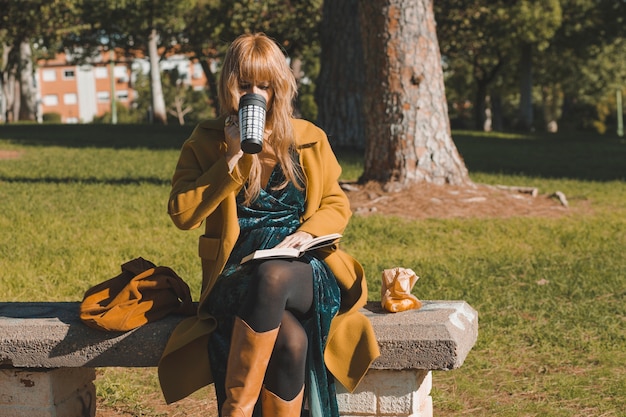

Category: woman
[158, 33, 379, 417]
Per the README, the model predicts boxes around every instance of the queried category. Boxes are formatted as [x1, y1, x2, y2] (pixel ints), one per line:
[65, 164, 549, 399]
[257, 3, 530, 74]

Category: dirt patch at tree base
[342, 180, 584, 220]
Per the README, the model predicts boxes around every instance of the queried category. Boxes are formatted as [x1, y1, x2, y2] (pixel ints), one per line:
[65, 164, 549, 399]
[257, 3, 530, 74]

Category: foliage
[435, 0, 626, 133]
[92, 101, 143, 125]
[0, 0, 84, 121]
[42, 112, 62, 123]
[122, 69, 214, 125]
[0, 0, 82, 47]
[1, 0, 624, 134]
[175, 0, 323, 116]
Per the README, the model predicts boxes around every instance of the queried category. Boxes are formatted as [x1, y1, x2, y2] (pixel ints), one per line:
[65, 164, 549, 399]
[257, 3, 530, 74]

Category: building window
[193, 63, 203, 79]
[116, 90, 129, 101]
[42, 69, 56, 82]
[114, 66, 128, 83]
[97, 91, 110, 102]
[42, 95, 59, 106]
[64, 93, 77, 105]
[95, 67, 108, 79]
[63, 69, 75, 80]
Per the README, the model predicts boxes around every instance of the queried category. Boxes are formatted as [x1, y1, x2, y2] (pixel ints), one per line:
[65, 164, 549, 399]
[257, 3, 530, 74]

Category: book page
[240, 233, 342, 264]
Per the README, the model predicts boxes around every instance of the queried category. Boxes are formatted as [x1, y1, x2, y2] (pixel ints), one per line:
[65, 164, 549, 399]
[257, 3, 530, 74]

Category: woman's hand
[275, 231, 314, 249]
[224, 115, 243, 171]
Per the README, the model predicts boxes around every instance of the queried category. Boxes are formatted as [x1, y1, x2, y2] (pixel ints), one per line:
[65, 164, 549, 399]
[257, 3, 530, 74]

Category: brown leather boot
[261, 385, 304, 417]
[221, 317, 280, 417]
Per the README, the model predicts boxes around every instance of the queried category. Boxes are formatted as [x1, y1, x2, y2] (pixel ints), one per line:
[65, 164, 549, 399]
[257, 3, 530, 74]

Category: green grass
[1, 124, 624, 416]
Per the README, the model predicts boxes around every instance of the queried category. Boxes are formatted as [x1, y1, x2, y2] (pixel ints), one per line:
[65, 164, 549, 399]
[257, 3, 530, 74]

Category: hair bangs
[237, 44, 278, 85]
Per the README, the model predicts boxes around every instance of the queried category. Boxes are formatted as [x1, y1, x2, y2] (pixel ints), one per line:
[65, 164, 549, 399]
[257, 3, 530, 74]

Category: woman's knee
[254, 261, 291, 298]
[273, 321, 308, 367]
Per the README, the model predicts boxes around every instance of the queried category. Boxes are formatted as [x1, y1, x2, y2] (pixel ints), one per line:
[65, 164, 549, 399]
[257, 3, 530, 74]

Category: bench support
[1, 368, 433, 417]
[337, 369, 433, 417]
[0, 368, 95, 417]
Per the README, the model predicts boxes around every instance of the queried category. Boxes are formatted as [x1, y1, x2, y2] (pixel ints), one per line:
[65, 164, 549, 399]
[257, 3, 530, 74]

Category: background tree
[314, 0, 366, 148]
[509, 0, 561, 131]
[435, 0, 625, 133]
[434, 0, 561, 132]
[434, 1, 512, 131]
[534, 0, 626, 132]
[74, 0, 194, 125]
[0, 0, 80, 122]
[177, 0, 322, 118]
[358, 0, 470, 188]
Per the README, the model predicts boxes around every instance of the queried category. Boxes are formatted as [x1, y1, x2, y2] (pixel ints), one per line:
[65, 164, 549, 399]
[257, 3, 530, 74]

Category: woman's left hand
[275, 231, 314, 249]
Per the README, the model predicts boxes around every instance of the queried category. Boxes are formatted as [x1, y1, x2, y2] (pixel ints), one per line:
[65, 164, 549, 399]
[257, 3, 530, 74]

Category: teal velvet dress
[206, 163, 341, 417]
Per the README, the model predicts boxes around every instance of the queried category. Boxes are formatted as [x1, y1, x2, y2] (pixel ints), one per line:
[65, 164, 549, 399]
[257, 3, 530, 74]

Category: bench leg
[336, 370, 433, 417]
[0, 368, 96, 417]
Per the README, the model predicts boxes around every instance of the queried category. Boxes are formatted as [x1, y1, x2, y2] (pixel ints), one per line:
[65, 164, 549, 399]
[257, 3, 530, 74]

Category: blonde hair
[218, 33, 302, 205]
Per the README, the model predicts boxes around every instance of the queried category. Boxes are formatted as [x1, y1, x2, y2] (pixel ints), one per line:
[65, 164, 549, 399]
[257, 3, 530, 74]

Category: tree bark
[17, 41, 37, 121]
[315, 0, 366, 149]
[148, 28, 167, 125]
[0, 43, 11, 123]
[359, 0, 470, 188]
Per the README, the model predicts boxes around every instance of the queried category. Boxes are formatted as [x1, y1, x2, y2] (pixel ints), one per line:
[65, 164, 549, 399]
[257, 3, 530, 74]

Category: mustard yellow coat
[158, 117, 380, 404]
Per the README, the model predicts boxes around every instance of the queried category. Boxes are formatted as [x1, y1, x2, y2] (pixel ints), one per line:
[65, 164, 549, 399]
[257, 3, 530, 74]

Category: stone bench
[0, 301, 478, 417]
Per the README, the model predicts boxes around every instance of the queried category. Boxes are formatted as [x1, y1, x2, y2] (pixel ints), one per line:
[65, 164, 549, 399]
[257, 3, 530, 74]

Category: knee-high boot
[261, 385, 304, 417]
[221, 316, 280, 417]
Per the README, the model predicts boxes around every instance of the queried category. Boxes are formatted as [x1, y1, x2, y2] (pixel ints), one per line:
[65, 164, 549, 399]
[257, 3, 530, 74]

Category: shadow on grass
[452, 132, 626, 182]
[0, 123, 194, 150]
[0, 176, 171, 186]
[2, 124, 625, 182]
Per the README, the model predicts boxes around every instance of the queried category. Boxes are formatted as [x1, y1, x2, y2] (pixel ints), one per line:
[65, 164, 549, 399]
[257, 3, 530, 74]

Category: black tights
[239, 259, 313, 401]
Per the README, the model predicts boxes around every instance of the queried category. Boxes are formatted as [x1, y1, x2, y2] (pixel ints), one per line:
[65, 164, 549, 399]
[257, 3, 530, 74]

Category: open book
[241, 233, 342, 264]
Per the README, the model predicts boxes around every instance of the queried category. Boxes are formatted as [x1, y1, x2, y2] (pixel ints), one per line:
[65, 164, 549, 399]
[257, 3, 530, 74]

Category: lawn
[0, 124, 624, 416]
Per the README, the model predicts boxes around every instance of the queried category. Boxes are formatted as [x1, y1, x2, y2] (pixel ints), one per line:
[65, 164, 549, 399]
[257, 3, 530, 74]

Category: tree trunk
[315, 0, 366, 149]
[17, 41, 37, 122]
[290, 57, 303, 118]
[0, 43, 10, 123]
[518, 42, 533, 131]
[474, 78, 489, 131]
[197, 55, 219, 116]
[11, 76, 20, 123]
[542, 83, 561, 133]
[1, 42, 20, 123]
[491, 93, 503, 131]
[148, 28, 167, 125]
[358, 0, 470, 188]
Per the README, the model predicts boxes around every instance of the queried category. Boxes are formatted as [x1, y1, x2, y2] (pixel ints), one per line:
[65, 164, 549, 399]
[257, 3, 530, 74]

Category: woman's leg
[240, 260, 313, 399]
[240, 259, 314, 332]
[265, 310, 308, 399]
[221, 260, 313, 416]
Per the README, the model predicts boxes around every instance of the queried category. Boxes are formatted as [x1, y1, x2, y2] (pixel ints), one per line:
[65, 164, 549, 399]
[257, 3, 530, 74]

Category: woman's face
[237, 79, 273, 110]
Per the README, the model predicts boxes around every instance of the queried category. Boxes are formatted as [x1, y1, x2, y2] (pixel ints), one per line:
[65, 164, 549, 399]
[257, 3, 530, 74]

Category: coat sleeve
[168, 124, 253, 230]
[297, 125, 352, 237]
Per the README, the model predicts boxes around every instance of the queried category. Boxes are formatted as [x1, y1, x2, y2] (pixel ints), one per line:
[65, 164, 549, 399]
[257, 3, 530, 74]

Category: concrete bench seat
[0, 301, 478, 417]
